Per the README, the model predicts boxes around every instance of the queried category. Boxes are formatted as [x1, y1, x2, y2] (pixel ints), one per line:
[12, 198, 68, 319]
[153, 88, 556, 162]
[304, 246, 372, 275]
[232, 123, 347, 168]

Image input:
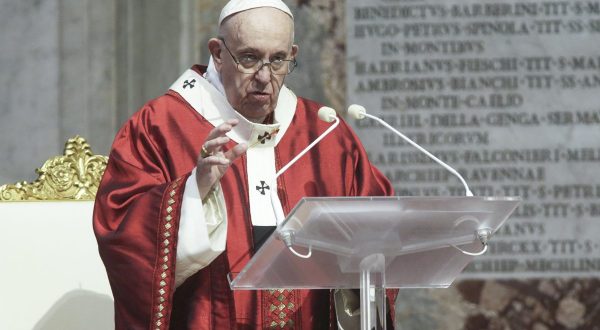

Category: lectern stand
[229, 196, 520, 329]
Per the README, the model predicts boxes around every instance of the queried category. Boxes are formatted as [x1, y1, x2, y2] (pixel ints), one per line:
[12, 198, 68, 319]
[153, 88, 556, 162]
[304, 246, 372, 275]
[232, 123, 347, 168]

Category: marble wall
[0, 0, 61, 184]
[0, 0, 202, 183]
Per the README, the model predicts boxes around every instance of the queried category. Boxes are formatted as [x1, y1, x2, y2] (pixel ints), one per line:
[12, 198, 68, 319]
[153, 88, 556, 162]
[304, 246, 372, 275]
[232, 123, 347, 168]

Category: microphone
[270, 106, 340, 258]
[348, 104, 473, 196]
[317, 106, 337, 123]
[275, 107, 340, 178]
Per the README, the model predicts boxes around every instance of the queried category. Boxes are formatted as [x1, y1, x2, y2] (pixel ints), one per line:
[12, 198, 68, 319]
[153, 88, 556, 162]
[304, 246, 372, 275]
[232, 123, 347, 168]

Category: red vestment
[94, 65, 394, 329]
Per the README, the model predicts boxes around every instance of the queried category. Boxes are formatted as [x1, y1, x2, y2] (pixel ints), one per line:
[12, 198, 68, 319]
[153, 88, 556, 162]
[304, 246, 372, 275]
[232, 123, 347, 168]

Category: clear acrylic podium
[229, 196, 520, 329]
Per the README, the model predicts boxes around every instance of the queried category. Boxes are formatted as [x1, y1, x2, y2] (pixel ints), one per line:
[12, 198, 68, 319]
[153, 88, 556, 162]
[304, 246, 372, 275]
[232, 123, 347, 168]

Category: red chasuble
[94, 66, 394, 329]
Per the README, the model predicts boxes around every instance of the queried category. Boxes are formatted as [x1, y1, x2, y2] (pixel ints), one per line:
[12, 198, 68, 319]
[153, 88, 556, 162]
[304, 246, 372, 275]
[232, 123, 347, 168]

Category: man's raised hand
[196, 119, 247, 199]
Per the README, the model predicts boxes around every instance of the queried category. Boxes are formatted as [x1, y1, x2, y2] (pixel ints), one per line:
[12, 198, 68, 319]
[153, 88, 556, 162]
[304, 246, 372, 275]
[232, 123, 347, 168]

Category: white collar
[169, 67, 297, 147]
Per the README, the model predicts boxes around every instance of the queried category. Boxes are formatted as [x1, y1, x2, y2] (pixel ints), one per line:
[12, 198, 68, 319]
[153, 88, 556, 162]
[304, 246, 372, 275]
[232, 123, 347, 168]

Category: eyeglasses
[219, 37, 297, 75]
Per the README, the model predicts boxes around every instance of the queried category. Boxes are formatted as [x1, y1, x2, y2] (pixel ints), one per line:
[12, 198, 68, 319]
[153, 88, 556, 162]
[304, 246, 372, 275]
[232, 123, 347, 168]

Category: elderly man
[94, 0, 393, 328]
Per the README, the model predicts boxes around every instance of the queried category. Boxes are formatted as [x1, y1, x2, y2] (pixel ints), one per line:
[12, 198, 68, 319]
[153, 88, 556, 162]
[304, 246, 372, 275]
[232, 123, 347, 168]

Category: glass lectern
[229, 196, 520, 329]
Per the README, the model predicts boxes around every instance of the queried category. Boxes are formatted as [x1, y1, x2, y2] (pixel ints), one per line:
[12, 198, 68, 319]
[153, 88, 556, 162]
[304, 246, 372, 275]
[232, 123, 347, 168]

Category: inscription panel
[346, 0, 600, 278]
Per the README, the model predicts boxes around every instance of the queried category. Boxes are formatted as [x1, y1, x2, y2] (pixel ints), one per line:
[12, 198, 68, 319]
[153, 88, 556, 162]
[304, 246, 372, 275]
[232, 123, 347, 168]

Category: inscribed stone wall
[341, 0, 600, 328]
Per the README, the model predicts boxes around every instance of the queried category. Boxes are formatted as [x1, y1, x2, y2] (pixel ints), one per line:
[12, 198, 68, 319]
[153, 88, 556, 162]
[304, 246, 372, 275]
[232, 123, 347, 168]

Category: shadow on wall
[33, 289, 114, 330]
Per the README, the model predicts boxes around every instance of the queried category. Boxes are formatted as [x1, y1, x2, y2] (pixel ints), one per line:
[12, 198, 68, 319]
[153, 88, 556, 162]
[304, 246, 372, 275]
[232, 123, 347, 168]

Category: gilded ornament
[0, 136, 108, 201]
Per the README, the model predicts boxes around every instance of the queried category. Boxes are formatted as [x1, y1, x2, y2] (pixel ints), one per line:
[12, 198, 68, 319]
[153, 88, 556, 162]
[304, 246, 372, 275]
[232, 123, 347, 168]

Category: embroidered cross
[183, 79, 196, 89]
[256, 181, 270, 195]
[254, 128, 280, 147]
[257, 132, 273, 144]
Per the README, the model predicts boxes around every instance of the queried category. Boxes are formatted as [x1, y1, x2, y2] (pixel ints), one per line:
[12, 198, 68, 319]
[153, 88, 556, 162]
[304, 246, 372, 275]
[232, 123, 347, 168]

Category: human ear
[291, 44, 299, 58]
[208, 38, 223, 72]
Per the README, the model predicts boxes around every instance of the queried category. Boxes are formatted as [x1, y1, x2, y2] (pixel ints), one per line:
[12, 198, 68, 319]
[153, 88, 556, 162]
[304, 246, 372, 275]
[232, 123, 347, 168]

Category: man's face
[211, 8, 298, 123]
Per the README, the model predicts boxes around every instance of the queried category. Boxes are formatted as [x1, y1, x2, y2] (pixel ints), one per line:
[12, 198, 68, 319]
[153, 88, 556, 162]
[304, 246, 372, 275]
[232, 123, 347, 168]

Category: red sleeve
[93, 104, 189, 329]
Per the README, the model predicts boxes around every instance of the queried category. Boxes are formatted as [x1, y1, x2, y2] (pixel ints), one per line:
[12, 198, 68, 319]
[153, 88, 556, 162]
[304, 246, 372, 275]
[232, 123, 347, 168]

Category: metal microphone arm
[348, 104, 473, 197]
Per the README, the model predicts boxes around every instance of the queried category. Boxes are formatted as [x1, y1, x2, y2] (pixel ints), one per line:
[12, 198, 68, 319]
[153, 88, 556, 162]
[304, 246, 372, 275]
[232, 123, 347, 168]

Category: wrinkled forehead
[220, 7, 295, 49]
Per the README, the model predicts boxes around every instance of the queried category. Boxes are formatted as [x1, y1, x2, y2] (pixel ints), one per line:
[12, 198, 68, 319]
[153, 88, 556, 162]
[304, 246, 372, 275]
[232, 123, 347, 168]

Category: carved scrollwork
[0, 136, 108, 201]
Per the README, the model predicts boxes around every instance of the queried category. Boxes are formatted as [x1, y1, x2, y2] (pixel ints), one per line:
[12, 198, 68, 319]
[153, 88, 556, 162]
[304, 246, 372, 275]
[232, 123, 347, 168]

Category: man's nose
[254, 64, 273, 84]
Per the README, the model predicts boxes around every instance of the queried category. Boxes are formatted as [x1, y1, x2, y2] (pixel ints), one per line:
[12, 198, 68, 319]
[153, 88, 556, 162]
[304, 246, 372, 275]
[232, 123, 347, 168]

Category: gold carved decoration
[0, 136, 108, 201]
